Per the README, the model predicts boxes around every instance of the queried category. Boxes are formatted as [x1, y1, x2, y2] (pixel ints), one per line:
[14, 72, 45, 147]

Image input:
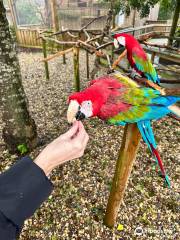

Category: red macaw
[113, 33, 159, 84]
[67, 73, 180, 187]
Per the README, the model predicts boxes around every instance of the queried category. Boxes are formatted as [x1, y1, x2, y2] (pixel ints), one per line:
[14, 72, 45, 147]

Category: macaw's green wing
[132, 47, 159, 83]
[112, 73, 161, 105]
[113, 72, 139, 88]
[120, 87, 161, 106]
[108, 105, 171, 125]
[106, 78, 172, 124]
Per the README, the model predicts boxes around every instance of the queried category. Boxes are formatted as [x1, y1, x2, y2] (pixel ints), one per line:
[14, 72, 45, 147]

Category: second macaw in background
[67, 73, 180, 187]
[113, 33, 160, 84]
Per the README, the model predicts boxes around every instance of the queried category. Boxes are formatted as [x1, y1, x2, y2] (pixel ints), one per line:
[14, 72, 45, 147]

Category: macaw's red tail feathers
[150, 144, 171, 188]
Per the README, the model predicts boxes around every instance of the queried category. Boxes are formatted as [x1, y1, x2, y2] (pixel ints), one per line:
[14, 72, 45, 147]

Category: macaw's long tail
[137, 120, 170, 187]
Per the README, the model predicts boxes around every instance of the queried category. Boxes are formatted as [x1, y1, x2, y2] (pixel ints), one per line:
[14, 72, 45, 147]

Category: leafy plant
[158, 0, 176, 20]
[99, 0, 161, 17]
[17, 144, 28, 154]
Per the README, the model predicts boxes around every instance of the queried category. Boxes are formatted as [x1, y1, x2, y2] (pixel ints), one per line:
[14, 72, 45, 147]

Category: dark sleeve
[0, 156, 53, 239]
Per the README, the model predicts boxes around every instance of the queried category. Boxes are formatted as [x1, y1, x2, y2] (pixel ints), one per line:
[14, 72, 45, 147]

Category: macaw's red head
[113, 33, 137, 49]
[67, 85, 107, 123]
[67, 76, 120, 123]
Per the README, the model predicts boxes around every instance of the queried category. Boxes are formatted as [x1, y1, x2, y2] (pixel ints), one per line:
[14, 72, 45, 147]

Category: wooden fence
[16, 27, 43, 48]
[15, 24, 177, 49]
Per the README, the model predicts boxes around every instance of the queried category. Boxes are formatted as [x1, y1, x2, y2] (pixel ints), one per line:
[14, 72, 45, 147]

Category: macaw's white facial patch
[114, 38, 119, 49]
[117, 36, 125, 46]
[80, 100, 93, 118]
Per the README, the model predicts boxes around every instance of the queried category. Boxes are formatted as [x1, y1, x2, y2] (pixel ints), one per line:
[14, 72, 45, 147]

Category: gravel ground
[0, 50, 179, 240]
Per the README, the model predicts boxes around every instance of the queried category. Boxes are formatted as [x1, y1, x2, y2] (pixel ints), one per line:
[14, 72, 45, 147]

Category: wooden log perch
[42, 36, 77, 45]
[104, 123, 141, 228]
[112, 49, 127, 70]
[73, 47, 80, 92]
[42, 39, 49, 80]
[80, 15, 106, 31]
[41, 48, 73, 62]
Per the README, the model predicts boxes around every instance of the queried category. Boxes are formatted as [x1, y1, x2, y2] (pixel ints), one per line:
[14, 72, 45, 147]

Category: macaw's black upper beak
[75, 111, 86, 121]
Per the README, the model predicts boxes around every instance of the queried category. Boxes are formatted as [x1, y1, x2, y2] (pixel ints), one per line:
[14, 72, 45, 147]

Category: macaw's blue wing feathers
[137, 121, 156, 149]
[151, 96, 180, 106]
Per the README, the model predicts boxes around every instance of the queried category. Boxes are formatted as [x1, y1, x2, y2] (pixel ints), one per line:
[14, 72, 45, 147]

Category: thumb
[63, 121, 79, 138]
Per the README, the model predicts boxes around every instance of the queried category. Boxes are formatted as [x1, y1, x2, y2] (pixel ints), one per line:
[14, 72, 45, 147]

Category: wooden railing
[15, 24, 178, 49]
[16, 27, 43, 48]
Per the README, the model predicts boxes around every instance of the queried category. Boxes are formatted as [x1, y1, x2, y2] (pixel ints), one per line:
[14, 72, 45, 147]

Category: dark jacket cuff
[0, 156, 53, 227]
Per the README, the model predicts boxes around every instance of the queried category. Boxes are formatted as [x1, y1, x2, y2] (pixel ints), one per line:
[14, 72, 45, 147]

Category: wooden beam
[50, 0, 66, 63]
[50, 0, 59, 33]
[104, 123, 141, 228]
[41, 47, 73, 62]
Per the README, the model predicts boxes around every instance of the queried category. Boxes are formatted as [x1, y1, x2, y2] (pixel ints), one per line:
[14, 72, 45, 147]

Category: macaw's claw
[107, 68, 115, 74]
[129, 70, 141, 79]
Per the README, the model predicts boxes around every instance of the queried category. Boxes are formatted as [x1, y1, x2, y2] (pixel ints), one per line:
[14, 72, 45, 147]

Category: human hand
[34, 121, 89, 176]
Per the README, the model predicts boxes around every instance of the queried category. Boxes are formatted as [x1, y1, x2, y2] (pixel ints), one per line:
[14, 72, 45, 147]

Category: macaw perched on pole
[113, 33, 160, 84]
[67, 73, 180, 187]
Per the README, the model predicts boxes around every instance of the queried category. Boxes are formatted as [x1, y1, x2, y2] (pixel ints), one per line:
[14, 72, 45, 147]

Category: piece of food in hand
[67, 100, 80, 123]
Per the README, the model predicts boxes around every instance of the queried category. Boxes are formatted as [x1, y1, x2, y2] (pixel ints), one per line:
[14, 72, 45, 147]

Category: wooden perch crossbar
[80, 15, 106, 31]
[41, 48, 73, 62]
[42, 36, 77, 45]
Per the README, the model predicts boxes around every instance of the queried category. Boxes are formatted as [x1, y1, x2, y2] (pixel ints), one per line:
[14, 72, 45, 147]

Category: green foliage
[158, 0, 176, 20]
[100, 0, 161, 17]
[17, 144, 28, 154]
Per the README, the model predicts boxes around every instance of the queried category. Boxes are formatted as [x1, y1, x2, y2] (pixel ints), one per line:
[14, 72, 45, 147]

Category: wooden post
[42, 39, 50, 80]
[73, 47, 80, 92]
[50, 0, 66, 63]
[151, 52, 156, 63]
[86, 51, 89, 79]
[111, 0, 116, 29]
[104, 123, 141, 228]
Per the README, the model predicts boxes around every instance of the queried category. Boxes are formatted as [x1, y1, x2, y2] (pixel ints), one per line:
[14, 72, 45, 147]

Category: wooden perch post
[50, 0, 66, 63]
[42, 39, 50, 80]
[104, 123, 141, 228]
[151, 52, 156, 63]
[86, 51, 89, 79]
[73, 47, 80, 92]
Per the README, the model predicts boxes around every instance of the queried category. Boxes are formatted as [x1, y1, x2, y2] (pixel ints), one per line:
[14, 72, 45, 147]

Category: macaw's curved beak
[67, 100, 80, 124]
[75, 111, 85, 121]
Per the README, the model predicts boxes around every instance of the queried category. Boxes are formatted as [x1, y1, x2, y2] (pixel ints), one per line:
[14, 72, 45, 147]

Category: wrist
[34, 155, 54, 176]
